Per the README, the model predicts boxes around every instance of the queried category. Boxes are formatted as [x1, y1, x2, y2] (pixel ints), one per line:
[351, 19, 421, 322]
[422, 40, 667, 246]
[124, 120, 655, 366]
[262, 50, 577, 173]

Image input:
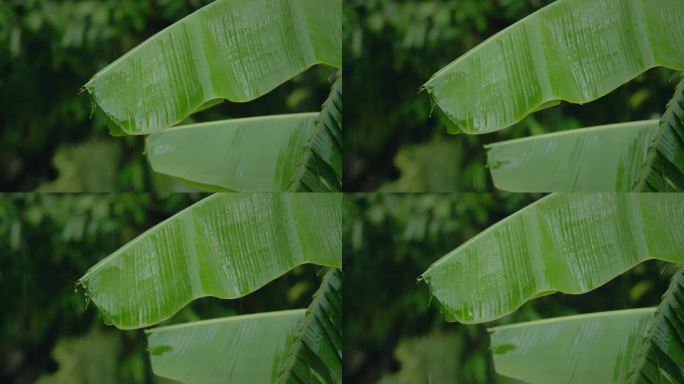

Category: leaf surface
[79, 193, 341, 329]
[490, 308, 656, 384]
[424, 0, 684, 134]
[486, 121, 660, 192]
[85, 0, 342, 135]
[421, 193, 684, 323]
[147, 310, 306, 384]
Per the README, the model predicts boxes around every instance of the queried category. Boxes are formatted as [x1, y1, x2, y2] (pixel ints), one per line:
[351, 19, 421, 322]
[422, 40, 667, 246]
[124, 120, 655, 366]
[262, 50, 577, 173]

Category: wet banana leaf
[421, 193, 684, 324]
[147, 310, 306, 384]
[146, 113, 319, 192]
[634, 77, 684, 192]
[490, 308, 656, 384]
[146, 75, 342, 192]
[486, 120, 660, 192]
[85, 0, 342, 135]
[79, 193, 342, 329]
[278, 268, 342, 383]
[628, 267, 684, 383]
[288, 73, 342, 192]
[424, 0, 684, 135]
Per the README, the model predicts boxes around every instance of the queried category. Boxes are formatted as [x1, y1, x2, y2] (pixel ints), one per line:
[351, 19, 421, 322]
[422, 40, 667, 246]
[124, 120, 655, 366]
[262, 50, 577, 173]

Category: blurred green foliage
[0, 193, 327, 383]
[344, 0, 681, 191]
[0, 0, 335, 191]
[343, 193, 678, 383]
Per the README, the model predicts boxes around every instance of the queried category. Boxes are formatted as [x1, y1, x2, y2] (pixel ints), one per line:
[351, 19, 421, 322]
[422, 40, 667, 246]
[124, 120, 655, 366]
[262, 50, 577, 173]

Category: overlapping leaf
[628, 267, 684, 383]
[421, 193, 684, 324]
[85, 0, 342, 135]
[490, 308, 656, 384]
[79, 193, 342, 329]
[486, 121, 660, 192]
[288, 73, 342, 192]
[278, 268, 342, 384]
[635, 77, 684, 192]
[424, 0, 684, 134]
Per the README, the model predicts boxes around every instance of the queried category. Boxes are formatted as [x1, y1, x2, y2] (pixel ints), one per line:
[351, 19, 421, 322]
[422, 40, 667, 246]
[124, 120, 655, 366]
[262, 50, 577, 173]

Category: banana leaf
[486, 120, 660, 192]
[146, 75, 342, 192]
[635, 77, 684, 192]
[147, 268, 342, 384]
[147, 309, 305, 384]
[146, 113, 319, 192]
[424, 0, 684, 134]
[85, 0, 342, 135]
[421, 193, 684, 324]
[628, 267, 684, 383]
[490, 308, 656, 384]
[278, 268, 342, 383]
[79, 193, 342, 329]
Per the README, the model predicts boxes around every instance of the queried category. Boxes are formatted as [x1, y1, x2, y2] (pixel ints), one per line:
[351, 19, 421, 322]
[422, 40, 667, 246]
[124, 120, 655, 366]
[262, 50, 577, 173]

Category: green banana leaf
[490, 308, 656, 384]
[486, 120, 660, 192]
[85, 0, 342, 135]
[147, 268, 342, 384]
[424, 0, 684, 135]
[288, 73, 342, 192]
[278, 268, 342, 383]
[146, 74, 342, 192]
[628, 267, 684, 383]
[635, 77, 684, 192]
[147, 309, 306, 384]
[146, 113, 320, 192]
[79, 193, 342, 329]
[421, 193, 684, 324]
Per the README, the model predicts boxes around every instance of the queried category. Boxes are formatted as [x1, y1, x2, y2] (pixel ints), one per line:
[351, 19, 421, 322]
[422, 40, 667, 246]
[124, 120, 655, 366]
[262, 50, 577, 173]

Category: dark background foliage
[0, 0, 335, 192]
[344, 0, 681, 192]
[0, 193, 327, 383]
[343, 193, 678, 383]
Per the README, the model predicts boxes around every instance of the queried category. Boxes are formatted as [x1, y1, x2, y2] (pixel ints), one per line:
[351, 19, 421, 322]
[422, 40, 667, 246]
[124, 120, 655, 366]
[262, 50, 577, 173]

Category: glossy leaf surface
[490, 308, 656, 384]
[422, 193, 684, 323]
[146, 113, 319, 192]
[424, 0, 684, 134]
[288, 73, 342, 192]
[85, 0, 342, 135]
[486, 121, 659, 192]
[635, 77, 684, 192]
[628, 268, 684, 383]
[278, 268, 342, 383]
[79, 193, 342, 329]
[147, 310, 305, 384]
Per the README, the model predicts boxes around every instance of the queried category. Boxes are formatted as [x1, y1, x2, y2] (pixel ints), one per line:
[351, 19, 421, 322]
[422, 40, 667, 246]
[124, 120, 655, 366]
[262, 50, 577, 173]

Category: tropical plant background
[0, 0, 335, 192]
[0, 193, 328, 383]
[343, 193, 680, 383]
[343, 0, 681, 192]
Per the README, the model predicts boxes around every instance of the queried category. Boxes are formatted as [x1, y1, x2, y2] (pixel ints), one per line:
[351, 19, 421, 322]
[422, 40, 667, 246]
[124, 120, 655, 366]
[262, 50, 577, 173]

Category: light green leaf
[146, 113, 319, 192]
[147, 310, 306, 384]
[288, 73, 342, 192]
[424, 0, 684, 134]
[634, 77, 684, 192]
[490, 308, 656, 384]
[628, 267, 684, 383]
[79, 193, 341, 329]
[421, 193, 684, 324]
[278, 268, 342, 384]
[146, 75, 342, 192]
[85, 0, 342, 135]
[486, 120, 660, 192]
